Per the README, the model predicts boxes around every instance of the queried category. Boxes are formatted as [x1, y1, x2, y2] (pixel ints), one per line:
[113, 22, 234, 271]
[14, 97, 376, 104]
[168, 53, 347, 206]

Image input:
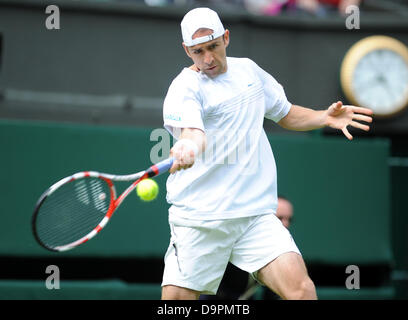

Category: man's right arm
[169, 128, 206, 173]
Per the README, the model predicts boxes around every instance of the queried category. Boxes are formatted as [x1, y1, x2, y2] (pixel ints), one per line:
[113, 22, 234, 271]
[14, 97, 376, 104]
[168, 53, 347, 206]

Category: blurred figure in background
[295, 0, 362, 16]
[149, 0, 246, 10]
[275, 196, 293, 228]
[139, 0, 362, 17]
[244, 0, 362, 16]
[244, 0, 297, 16]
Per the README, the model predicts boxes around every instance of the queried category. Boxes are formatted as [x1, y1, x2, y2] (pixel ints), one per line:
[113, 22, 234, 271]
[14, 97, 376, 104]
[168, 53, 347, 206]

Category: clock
[340, 35, 408, 118]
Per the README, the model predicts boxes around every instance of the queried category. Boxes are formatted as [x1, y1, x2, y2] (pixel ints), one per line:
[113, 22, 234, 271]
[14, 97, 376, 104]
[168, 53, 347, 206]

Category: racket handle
[146, 157, 174, 178]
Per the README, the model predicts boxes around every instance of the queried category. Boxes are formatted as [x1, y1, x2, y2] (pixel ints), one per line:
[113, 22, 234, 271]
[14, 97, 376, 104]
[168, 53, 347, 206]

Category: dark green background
[0, 119, 392, 265]
[0, 0, 406, 300]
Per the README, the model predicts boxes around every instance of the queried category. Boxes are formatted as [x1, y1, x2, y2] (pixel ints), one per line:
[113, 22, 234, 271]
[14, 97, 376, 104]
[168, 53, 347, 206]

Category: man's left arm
[277, 101, 373, 140]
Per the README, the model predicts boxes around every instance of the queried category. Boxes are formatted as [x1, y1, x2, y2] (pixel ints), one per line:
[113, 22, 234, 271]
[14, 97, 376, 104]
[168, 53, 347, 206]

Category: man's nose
[204, 51, 214, 65]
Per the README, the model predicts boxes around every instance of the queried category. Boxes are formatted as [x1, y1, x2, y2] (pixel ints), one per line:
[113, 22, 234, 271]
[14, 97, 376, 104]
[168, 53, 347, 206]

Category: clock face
[352, 49, 408, 115]
[341, 36, 408, 118]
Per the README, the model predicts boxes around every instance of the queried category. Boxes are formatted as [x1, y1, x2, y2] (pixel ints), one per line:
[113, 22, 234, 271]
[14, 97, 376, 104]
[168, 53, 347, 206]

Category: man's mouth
[207, 66, 217, 71]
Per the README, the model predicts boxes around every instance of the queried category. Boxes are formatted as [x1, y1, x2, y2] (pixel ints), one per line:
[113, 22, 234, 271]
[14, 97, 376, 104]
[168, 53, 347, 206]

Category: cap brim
[184, 30, 225, 47]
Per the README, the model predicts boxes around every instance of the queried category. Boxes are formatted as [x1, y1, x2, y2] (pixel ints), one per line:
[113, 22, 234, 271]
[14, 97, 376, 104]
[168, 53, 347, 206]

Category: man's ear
[223, 29, 230, 48]
[182, 43, 192, 58]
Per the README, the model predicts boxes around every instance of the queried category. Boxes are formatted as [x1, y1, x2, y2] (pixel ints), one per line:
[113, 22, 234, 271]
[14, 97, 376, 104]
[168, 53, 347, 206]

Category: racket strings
[35, 177, 112, 249]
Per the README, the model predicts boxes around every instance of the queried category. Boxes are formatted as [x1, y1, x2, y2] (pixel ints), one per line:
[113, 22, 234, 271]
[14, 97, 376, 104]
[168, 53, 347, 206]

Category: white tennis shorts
[161, 213, 301, 295]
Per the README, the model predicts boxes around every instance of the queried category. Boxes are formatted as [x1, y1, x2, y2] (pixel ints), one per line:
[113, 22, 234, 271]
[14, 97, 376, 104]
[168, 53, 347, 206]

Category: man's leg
[162, 285, 201, 300]
[162, 218, 242, 301]
[257, 252, 317, 300]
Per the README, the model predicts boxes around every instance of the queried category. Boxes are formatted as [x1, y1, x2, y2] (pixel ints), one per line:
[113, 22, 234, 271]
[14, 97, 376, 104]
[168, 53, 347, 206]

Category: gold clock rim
[340, 35, 408, 118]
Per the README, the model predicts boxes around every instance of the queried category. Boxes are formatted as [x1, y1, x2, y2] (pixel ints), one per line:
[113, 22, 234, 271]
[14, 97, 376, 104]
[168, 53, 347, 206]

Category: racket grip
[146, 157, 174, 177]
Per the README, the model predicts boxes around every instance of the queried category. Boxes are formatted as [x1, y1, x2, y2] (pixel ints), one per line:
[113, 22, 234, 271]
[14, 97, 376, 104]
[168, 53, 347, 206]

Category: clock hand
[367, 52, 385, 76]
[380, 77, 398, 102]
[355, 75, 383, 92]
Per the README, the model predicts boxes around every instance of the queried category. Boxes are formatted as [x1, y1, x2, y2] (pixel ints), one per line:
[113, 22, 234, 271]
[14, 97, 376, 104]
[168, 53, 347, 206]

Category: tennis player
[161, 7, 373, 300]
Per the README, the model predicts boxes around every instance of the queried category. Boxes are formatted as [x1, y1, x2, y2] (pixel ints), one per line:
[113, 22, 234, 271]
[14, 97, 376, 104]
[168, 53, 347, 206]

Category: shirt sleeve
[248, 59, 292, 123]
[163, 72, 205, 139]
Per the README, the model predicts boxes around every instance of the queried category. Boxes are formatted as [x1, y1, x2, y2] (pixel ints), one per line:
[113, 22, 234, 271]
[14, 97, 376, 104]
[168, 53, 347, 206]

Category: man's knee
[161, 285, 200, 300]
[286, 277, 317, 300]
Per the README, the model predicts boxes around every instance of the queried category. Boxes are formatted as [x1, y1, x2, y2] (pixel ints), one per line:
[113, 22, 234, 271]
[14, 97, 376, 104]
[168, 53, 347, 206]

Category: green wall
[0, 0, 402, 299]
[0, 120, 170, 257]
[0, 119, 392, 265]
[272, 135, 391, 265]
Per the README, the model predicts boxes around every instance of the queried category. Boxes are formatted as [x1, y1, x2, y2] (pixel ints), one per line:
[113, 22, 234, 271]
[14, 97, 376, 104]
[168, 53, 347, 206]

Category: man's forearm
[277, 105, 328, 131]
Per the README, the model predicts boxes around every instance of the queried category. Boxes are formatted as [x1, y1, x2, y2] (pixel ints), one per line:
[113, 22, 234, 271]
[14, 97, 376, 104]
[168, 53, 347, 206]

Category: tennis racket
[32, 157, 174, 252]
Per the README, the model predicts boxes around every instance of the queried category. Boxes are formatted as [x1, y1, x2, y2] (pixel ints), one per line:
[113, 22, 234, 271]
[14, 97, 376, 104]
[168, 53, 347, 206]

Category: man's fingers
[168, 148, 196, 174]
[350, 120, 370, 131]
[353, 114, 372, 123]
[350, 105, 374, 115]
[330, 101, 343, 110]
[342, 127, 353, 140]
[179, 150, 195, 166]
[169, 161, 179, 174]
[169, 160, 190, 174]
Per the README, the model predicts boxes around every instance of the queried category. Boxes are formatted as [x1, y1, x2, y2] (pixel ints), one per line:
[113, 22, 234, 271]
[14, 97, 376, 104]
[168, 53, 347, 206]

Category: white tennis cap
[181, 7, 225, 47]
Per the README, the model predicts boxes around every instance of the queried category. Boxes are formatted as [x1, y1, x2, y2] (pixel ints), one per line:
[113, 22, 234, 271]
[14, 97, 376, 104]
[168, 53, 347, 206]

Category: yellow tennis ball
[136, 179, 159, 201]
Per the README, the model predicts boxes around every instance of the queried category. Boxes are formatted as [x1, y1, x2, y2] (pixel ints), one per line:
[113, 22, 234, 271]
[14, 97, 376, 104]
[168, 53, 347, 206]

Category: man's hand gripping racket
[31, 158, 174, 252]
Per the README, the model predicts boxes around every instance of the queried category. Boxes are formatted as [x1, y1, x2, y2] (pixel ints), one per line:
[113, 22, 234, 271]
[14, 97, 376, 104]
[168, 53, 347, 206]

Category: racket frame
[32, 158, 173, 252]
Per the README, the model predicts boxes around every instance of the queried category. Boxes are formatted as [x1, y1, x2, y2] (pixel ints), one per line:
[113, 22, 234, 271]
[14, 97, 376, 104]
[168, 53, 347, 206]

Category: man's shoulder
[228, 56, 255, 66]
[173, 67, 198, 79]
[227, 57, 259, 75]
[170, 68, 200, 87]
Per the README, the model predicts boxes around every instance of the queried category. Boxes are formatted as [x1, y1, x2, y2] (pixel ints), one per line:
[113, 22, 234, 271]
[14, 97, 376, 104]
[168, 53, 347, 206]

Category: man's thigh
[257, 252, 317, 300]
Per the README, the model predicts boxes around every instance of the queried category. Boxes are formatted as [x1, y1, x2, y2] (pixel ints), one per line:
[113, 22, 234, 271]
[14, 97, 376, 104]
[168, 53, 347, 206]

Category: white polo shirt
[163, 57, 291, 221]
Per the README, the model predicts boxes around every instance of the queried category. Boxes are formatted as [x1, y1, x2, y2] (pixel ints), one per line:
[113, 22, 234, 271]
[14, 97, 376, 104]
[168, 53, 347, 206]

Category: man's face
[183, 28, 230, 78]
[276, 198, 293, 229]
